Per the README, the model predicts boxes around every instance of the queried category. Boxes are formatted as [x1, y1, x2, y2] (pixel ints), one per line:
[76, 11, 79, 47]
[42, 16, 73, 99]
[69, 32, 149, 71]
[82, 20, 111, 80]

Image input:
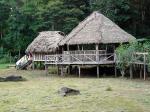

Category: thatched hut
[26, 31, 64, 62]
[54, 11, 136, 77]
[59, 11, 136, 52]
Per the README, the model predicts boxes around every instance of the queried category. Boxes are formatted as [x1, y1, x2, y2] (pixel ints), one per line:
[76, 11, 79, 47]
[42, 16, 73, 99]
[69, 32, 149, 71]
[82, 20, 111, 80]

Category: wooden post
[96, 44, 99, 62]
[114, 54, 117, 77]
[130, 64, 133, 79]
[78, 66, 81, 78]
[67, 45, 69, 51]
[82, 45, 83, 51]
[62, 47, 64, 53]
[32, 61, 35, 70]
[61, 66, 64, 76]
[57, 66, 59, 75]
[77, 45, 80, 50]
[45, 64, 48, 76]
[140, 65, 143, 79]
[144, 54, 146, 80]
[115, 65, 117, 77]
[97, 66, 99, 78]
[68, 66, 71, 74]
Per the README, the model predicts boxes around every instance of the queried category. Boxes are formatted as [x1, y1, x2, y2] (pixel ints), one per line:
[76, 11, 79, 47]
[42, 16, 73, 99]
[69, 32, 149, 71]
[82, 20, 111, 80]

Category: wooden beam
[67, 45, 69, 51]
[144, 54, 146, 80]
[115, 65, 117, 77]
[45, 64, 48, 76]
[77, 45, 80, 50]
[61, 66, 64, 77]
[140, 65, 143, 79]
[96, 44, 99, 62]
[78, 66, 81, 78]
[82, 45, 83, 51]
[130, 64, 133, 79]
[68, 66, 71, 74]
[97, 66, 99, 78]
[32, 61, 35, 70]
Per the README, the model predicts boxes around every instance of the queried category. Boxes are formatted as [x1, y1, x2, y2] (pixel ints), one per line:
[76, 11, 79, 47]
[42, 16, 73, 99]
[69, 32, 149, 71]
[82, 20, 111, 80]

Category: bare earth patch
[0, 69, 150, 112]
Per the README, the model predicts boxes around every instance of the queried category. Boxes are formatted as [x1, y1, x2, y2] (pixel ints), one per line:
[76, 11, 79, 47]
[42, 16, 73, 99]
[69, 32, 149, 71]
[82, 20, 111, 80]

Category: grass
[0, 64, 9, 69]
[0, 63, 15, 69]
[0, 69, 150, 112]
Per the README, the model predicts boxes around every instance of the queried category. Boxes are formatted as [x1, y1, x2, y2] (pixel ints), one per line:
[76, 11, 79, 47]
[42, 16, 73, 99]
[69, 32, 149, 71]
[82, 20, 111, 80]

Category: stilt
[144, 55, 146, 80]
[61, 66, 64, 77]
[32, 61, 35, 70]
[140, 65, 143, 79]
[45, 65, 48, 76]
[115, 65, 117, 77]
[68, 65, 71, 74]
[57, 66, 59, 75]
[78, 66, 81, 78]
[130, 64, 133, 79]
[97, 66, 99, 78]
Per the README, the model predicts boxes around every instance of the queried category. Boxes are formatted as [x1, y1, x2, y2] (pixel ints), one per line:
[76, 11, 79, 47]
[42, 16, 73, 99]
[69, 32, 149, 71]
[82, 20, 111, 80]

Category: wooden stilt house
[45, 11, 136, 77]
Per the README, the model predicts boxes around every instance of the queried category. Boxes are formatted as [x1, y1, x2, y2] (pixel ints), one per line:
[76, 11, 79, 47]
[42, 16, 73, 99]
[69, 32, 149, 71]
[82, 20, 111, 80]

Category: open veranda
[0, 68, 150, 112]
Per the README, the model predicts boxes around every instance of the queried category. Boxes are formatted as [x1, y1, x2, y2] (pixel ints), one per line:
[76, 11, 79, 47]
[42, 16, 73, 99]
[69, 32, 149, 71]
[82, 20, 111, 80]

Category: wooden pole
[82, 45, 83, 51]
[140, 65, 143, 79]
[67, 45, 69, 51]
[96, 44, 99, 62]
[68, 66, 70, 74]
[57, 66, 59, 75]
[78, 66, 81, 78]
[97, 66, 99, 78]
[61, 66, 64, 77]
[77, 45, 80, 50]
[130, 64, 133, 79]
[115, 65, 117, 77]
[32, 61, 35, 70]
[45, 64, 48, 76]
[144, 54, 146, 80]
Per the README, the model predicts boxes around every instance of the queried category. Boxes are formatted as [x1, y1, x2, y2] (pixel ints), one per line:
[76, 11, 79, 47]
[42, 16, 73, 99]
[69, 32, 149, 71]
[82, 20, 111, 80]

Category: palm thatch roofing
[26, 31, 64, 53]
[59, 11, 136, 45]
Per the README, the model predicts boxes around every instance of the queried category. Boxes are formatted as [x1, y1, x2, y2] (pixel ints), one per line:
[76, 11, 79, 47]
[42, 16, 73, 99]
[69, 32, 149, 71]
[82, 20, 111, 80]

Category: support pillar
[61, 66, 64, 77]
[45, 65, 48, 76]
[32, 61, 35, 70]
[57, 66, 59, 75]
[96, 44, 99, 62]
[130, 64, 133, 79]
[78, 66, 81, 78]
[140, 65, 143, 79]
[115, 65, 117, 77]
[144, 54, 146, 80]
[97, 66, 99, 78]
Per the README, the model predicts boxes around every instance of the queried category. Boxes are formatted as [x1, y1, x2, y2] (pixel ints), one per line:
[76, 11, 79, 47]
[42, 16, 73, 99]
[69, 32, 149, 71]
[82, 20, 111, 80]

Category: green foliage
[0, 0, 150, 59]
[116, 41, 150, 76]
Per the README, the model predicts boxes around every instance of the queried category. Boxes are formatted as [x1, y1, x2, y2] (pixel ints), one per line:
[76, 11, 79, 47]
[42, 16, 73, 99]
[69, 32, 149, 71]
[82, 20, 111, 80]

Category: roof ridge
[64, 12, 99, 44]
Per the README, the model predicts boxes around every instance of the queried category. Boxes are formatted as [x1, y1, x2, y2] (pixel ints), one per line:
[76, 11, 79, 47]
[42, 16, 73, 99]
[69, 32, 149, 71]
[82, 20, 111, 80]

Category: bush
[0, 54, 13, 64]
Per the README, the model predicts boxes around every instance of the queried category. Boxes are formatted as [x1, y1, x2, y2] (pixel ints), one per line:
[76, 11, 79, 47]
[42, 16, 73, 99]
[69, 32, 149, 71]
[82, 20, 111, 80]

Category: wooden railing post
[96, 44, 99, 62]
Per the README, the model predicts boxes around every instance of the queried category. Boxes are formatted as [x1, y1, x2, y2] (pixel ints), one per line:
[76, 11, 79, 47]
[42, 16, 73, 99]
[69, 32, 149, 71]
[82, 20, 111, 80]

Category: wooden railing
[33, 54, 46, 61]
[63, 50, 106, 55]
[45, 53, 115, 65]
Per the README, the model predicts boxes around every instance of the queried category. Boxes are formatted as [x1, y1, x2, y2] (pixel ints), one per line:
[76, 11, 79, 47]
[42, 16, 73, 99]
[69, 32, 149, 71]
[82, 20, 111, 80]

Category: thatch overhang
[59, 11, 136, 46]
[26, 31, 64, 53]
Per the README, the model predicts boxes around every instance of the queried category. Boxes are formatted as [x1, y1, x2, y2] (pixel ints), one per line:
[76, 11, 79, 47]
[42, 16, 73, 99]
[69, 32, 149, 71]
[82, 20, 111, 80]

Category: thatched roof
[26, 31, 64, 53]
[59, 11, 136, 45]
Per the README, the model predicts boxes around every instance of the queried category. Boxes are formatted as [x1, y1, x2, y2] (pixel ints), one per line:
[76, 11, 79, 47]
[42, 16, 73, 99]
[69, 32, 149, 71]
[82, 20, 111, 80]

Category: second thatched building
[26, 31, 64, 62]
